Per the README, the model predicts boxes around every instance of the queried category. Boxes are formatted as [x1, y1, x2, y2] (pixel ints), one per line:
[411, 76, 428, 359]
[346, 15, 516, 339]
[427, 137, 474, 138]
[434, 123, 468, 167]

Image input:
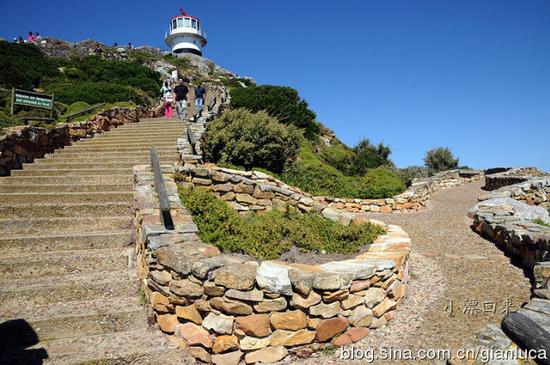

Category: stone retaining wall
[133, 164, 412, 364]
[467, 173, 550, 364]
[483, 167, 547, 191]
[176, 164, 483, 219]
[0, 106, 158, 176]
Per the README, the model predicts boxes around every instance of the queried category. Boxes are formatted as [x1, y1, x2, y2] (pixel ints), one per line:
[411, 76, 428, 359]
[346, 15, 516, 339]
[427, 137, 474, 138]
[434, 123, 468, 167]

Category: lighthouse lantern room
[165, 7, 207, 56]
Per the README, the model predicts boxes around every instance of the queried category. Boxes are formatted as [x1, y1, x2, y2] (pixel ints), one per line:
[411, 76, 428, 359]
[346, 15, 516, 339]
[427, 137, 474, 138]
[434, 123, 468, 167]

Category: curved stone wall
[483, 167, 547, 191]
[176, 164, 483, 219]
[133, 165, 411, 364]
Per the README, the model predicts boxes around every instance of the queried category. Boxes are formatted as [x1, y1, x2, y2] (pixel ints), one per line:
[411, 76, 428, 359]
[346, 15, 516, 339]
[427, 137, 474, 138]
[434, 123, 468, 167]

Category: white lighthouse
[165, 7, 207, 56]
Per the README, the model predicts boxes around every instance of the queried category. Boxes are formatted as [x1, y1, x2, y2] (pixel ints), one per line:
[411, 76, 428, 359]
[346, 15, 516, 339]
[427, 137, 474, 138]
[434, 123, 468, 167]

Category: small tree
[202, 108, 301, 173]
[424, 147, 459, 172]
[352, 138, 394, 175]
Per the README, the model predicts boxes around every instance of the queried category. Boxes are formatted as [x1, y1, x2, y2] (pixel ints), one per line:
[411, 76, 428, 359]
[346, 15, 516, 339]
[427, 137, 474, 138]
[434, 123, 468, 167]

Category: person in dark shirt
[174, 79, 189, 121]
[194, 84, 206, 114]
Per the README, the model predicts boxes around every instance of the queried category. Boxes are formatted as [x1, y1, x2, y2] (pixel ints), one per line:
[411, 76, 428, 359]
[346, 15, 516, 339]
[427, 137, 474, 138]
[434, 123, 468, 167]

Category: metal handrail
[187, 125, 197, 155]
[65, 103, 106, 122]
[150, 147, 174, 230]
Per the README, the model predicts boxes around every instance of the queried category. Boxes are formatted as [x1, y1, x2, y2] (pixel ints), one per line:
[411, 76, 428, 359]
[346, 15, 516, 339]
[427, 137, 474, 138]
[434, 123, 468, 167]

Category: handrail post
[187, 125, 197, 155]
[150, 147, 175, 230]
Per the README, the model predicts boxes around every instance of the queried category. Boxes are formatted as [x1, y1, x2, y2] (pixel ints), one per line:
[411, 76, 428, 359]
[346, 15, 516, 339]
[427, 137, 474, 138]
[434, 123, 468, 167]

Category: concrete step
[0, 216, 132, 235]
[0, 175, 134, 186]
[2, 303, 146, 344]
[11, 168, 133, 177]
[0, 192, 133, 204]
[74, 140, 176, 147]
[0, 202, 131, 219]
[99, 132, 184, 138]
[42, 152, 176, 161]
[85, 135, 182, 142]
[56, 146, 177, 153]
[0, 270, 138, 311]
[0, 328, 183, 365]
[0, 231, 131, 254]
[23, 162, 153, 171]
[0, 247, 131, 280]
[0, 183, 133, 193]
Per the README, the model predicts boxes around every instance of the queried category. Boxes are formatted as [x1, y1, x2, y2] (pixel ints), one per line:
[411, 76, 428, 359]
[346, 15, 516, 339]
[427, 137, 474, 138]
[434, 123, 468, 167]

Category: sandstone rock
[212, 183, 233, 193]
[226, 289, 264, 302]
[192, 255, 244, 280]
[293, 345, 314, 358]
[256, 262, 293, 295]
[288, 268, 315, 296]
[189, 346, 211, 363]
[234, 182, 254, 194]
[349, 306, 373, 327]
[332, 327, 369, 346]
[387, 279, 406, 300]
[307, 317, 320, 330]
[270, 310, 307, 331]
[235, 314, 271, 337]
[150, 270, 172, 286]
[254, 297, 288, 313]
[204, 282, 226, 297]
[240, 335, 271, 351]
[350, 279, 371, 292]
[370, 315, 387, 329]
[214, 264, 257, 290]
[373, 298, 397, 317]
[236, 194, 258, 205]
[155, 246, 195, 275]
[202, 312, 235, 335]
[315, 317, 348, 342]
[341, 294, 364, 310]
[180, 322, 212, 348]
[322, 290, 349, 303]
[290, 291, 321, 310]
[245, 346, 288, 364]
[253, 187, 275, 200]
[150, 291, 172, 312]
[309, 301, 341, 318]
[175, 304, 202, 325]
[313, 272, 354, 291]
[363, 287, 386, 308]
[170, 279, 204, 298]
[195, 299, 212, 313]
[270, 329, 315, 347]
[213, 335, 239, 354]
[157, 314, 179, 334]
[210, 297, 253, 315]
[212, 350, 242, 365]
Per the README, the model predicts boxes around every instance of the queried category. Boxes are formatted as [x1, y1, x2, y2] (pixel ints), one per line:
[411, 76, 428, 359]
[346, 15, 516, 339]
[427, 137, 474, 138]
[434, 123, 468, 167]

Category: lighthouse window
[177, 18, 184, 28]
[191, 19, 197, 29]
[172, 19, 177, 30]
[185, 18, 191, 27]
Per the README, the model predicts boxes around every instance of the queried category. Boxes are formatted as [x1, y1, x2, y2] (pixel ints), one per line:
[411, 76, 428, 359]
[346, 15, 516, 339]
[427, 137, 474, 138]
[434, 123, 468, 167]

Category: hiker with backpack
[174, 79, 189, 121]
[194, 83, 206, 114]
[161, 81, 175, 119]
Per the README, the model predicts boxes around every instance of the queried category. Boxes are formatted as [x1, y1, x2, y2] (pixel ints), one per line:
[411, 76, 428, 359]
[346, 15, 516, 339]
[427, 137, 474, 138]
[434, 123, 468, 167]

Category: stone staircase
[0, 119, 187, 364]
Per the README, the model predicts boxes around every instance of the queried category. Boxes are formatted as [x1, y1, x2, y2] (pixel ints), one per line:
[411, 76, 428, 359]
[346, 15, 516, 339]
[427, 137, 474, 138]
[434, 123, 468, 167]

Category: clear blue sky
[2, 0, 549, 170]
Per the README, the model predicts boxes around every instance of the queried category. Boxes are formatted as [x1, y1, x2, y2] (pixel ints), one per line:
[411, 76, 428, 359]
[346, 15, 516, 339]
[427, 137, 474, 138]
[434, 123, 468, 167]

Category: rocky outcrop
[484, 167, 547, 191]
[133, 164, 411, 363]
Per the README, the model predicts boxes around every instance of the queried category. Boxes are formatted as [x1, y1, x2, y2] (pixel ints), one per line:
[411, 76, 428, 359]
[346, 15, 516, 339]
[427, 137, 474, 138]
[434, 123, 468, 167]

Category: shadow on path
[0, 319, 48, 365]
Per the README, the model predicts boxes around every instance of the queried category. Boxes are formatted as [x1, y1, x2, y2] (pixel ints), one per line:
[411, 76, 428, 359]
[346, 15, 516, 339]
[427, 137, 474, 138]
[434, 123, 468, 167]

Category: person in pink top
[27, 32, 35, 42]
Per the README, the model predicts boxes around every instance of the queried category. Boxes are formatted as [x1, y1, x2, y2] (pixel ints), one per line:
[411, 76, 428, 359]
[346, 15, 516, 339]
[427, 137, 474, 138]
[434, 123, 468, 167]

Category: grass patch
[179, 185, 385, 260]
[533, 218, 550, 227]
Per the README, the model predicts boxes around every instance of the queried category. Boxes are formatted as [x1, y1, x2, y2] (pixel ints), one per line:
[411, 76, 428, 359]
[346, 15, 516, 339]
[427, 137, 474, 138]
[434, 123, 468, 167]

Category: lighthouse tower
[165, 7, 207, 56]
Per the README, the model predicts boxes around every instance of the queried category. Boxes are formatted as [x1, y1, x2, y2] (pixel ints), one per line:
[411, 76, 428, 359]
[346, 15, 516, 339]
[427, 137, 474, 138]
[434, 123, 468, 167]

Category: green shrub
[202, 109, 301, 173]
[45, 82, 148, 105]
[0, 41, 61, 90]
[179, 186, 385, 260]
[351, 139, 394, 175]
[424, 147, 459, 172]
[230, 85, 319, 138]
[533, 218, 550, 227]
[393, 165, 431, 186]
[65, 101, 91, 115]
[359, 167, 407, 199]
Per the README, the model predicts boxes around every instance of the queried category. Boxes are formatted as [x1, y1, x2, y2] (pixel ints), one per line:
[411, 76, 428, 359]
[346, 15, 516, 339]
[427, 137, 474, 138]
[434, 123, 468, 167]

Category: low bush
[393, 165, 431, 186]
[202, 109, 301, 173]
[45, 82, 148, 105]
[179, 186, 386, 260]
[424, 147, 459, 172]
[358, 167, 407, 199]
[352, 139, 394, 175]
[230, 85, 319, 138]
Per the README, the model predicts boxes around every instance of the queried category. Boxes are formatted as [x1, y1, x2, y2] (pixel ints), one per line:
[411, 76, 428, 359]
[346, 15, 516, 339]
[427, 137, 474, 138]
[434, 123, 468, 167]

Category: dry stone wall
[0, 106, 159, 176]
[484, 167, 547, 191]
[468, 173, 550, 364]
[133, 164, 412, 364]
[176, 164, 483, 220]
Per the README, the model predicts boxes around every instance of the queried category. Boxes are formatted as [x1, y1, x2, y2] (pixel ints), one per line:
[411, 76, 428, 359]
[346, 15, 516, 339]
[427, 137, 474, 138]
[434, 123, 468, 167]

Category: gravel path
[290, 181, 532, 365]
